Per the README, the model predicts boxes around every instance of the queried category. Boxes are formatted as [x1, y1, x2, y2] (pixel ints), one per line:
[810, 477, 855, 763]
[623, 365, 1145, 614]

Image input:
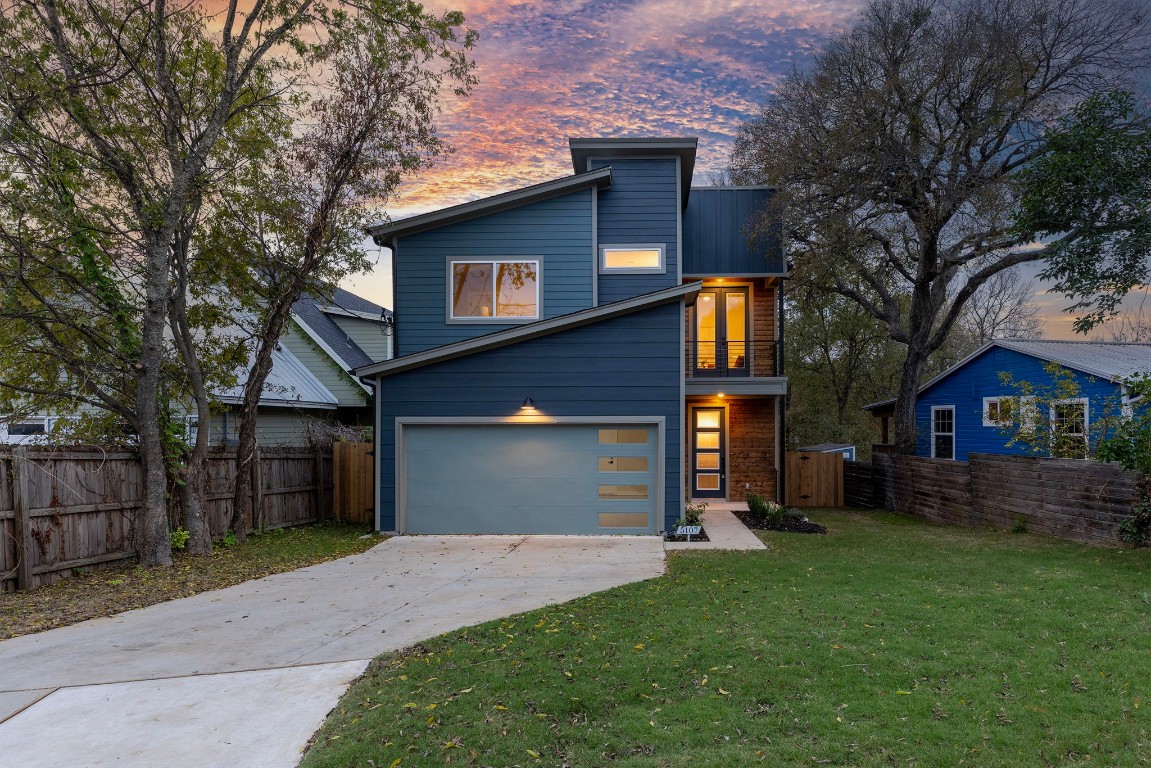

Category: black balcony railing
[685, 340, 778, 378]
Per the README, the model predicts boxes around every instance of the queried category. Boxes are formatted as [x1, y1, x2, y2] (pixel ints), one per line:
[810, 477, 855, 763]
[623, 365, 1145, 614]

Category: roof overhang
[356, 281, 702, 379]
[569, 138, 697, 208]
[367, 167, 612, 244]
[685, 377, 787, 397]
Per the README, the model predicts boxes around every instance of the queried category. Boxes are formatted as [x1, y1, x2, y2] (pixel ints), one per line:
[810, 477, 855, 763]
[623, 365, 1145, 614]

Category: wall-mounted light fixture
[521, 396, 536, 411]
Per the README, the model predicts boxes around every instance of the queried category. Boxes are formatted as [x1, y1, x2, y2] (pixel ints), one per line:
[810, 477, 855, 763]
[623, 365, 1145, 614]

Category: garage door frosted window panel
[404, 423, 658, 534]
[451, 261, 538, 319]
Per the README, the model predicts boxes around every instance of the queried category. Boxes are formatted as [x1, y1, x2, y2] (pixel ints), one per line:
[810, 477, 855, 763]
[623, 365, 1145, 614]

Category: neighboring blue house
[354, 137, 788, 535]
[864, 339, 1151, 461]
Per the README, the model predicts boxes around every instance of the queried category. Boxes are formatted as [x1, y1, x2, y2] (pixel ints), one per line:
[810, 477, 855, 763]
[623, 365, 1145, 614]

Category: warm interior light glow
[603, 248, 661, 269]
[717, 393, 725, 398]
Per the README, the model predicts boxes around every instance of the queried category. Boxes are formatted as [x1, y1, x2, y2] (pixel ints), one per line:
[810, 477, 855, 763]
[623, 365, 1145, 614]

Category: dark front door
[692, 407, 726, 499]
[694, 287, 749, 377]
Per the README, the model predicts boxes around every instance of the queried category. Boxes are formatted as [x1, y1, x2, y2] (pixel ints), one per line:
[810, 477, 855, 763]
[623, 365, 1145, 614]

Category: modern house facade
[357, 138, 787, 536]
[864, 339, 1151, 461]
[0, 288, 391, 446]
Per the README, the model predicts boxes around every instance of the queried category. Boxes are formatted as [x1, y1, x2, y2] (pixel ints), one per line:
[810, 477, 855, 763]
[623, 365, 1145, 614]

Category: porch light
[717, 393, 725, 398]
[521, 396, 536, 411]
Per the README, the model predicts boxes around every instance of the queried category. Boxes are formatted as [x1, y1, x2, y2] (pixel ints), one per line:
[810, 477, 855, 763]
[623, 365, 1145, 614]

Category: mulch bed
[733, 509, 828, 534]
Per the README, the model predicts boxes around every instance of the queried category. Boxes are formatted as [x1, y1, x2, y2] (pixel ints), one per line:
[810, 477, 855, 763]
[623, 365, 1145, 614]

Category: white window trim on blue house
[931, 405, 955, 460]
[1050, 396, 1089, 458]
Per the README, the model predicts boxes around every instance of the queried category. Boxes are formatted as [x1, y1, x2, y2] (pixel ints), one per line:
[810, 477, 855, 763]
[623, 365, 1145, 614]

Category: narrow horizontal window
[696, 433, 720, 450]
[599, 429, 649, 445]
[450, 260, 538, 320]
[598, 456, 649, 472]
[598, 484, 648, 500]
[600, 244, 665, 272]
[8, 419, 45, 436]
[599, 512, 649, 528]
[695, 453, 720, 470]
[695, 410, 721, 429]
[695, 474, 721, 491]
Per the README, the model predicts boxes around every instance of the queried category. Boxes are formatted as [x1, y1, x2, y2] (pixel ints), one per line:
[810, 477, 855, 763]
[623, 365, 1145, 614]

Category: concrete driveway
[0, 535, 665, 767]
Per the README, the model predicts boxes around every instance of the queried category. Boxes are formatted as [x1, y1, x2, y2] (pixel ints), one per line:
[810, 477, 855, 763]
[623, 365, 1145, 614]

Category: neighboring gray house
[1, 288, 392, 446]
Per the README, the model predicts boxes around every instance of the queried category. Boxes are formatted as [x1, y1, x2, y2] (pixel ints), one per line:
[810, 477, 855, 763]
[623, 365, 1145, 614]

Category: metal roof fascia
[367, 167, 612, 244]
[355, 281, 702, 379]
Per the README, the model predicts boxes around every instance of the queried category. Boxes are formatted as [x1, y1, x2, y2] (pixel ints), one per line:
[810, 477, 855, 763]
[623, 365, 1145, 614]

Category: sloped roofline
[355, 281, 702, 379]
[366, 167, 613, 244]
[862, 338, 1151, 411]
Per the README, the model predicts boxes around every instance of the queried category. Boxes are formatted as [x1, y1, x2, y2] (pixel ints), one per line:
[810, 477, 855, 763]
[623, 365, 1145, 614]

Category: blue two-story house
[865, 339, 1151, 461]
[354, 138, 787, 535]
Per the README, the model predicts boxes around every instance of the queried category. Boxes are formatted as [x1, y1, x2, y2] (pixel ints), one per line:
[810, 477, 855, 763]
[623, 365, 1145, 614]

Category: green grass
[301, 511, 1151, 767]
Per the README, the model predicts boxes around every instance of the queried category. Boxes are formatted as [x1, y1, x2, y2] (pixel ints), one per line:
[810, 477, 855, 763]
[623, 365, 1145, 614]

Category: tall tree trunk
[136, 238, 174, 567]
[893, 346, 929, 456]
[228, 323, 280, 543]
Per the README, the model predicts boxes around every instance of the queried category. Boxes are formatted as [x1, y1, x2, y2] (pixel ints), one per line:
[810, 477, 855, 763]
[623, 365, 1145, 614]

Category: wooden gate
[332, 442, 374, 525]
[785, 451, 844, 507]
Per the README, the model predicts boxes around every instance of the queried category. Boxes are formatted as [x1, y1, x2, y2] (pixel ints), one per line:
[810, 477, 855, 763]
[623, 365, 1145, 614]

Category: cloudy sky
[342, 0, 1148, 339]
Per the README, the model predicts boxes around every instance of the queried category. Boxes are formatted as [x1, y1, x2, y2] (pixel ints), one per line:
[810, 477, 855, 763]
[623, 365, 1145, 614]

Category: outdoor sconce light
[520, 396, 536, 411]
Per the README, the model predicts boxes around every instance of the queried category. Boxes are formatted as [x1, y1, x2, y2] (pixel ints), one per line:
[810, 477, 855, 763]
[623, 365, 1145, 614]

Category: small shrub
[684, 501, 707, 527]
[170, 527, 191, 551]
[217, 529, 239, 549]
[1011, 519, 1028, 534]
[1119, 499, 1151, 547]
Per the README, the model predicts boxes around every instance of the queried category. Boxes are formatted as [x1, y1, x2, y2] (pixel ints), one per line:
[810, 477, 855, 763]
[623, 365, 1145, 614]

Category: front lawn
[1, 522, 380, 640]
[302, 511, 1151, 767]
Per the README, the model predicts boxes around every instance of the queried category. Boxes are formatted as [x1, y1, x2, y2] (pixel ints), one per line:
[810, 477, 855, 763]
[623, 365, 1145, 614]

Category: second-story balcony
[685, 340, 779, 378]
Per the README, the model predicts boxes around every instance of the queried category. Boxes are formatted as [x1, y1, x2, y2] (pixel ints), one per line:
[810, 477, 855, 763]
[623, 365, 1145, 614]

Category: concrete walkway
[0, 535, 665, 768]
[664, 504, 767, 551]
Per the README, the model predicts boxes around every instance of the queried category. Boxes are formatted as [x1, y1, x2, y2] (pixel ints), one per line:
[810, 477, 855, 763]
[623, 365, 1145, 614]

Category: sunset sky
[340, 0, 1149, 339]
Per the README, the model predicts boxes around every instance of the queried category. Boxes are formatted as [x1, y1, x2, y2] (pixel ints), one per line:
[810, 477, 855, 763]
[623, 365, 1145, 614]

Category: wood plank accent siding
[333, 442, 374, 525]
[727, 399, 778, 502]
[0, 447, 333, 592]
[844, 453, 1140, 546]
[395, 190, 595, 356]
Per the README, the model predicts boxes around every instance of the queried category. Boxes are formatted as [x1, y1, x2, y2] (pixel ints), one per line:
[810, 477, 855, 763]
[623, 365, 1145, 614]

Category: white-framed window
[184, 415, 207, 445]
[449, 260, 539, 321]
[3, 416, 57, 444]
[931, 406, 955, 460]
[599, 243, 665, 273]
[1051, 397, 1088, 459]
[983, 397, 1011, 427]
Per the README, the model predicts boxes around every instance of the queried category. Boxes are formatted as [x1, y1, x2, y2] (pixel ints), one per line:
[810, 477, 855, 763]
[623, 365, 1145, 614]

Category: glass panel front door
[694, 288, 750, 376]
[692, 407, 725, 499]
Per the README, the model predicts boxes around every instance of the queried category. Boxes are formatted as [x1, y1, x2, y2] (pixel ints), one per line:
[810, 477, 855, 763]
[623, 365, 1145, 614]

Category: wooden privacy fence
[0, 446, 333, 592]
[844, 452, 1139, 546]
[332, 442, 373, 525]
[785, 451, 844, 507]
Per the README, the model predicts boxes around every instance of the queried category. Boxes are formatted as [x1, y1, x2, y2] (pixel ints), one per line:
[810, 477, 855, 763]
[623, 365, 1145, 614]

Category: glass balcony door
[694, 287, 749, 377]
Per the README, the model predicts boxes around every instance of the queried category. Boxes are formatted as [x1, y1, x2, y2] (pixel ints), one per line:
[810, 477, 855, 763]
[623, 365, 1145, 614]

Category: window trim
[930, 405, 956, 460]
[446, 258, 541, 324]
[599, 243, 666, 274]
[983, 396, 1009, 427]
[1050, 396, 1089, 458]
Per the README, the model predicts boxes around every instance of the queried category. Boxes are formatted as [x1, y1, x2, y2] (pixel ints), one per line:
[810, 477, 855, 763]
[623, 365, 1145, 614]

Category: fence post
[252, 444, 263, 534]
[11, 447, 32, 591]
[314, 447, 327, 523]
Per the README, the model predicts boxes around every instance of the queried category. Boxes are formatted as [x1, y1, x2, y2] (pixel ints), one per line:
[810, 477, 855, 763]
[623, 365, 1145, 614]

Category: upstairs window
[450, 260, 539, 321]
[600, 244, 665, 273]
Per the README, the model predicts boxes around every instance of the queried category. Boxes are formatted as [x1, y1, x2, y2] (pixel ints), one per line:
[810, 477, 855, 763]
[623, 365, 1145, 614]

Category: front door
[692, 407, 726, 499]
[694, 287, 749, 377]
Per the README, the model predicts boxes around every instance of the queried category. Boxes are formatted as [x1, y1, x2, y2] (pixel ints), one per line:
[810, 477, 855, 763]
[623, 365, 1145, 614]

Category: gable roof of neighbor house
[355, 281, 701, 379]
[863, 339, 1151, 412]
[216, 343, 339, 409]
[292, 288, 391, 372]
[366, 167, 613, 243]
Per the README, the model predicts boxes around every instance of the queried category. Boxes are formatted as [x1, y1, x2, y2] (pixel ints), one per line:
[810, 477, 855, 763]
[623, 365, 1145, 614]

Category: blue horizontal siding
[914, 346, 1123, 460]
[683, 188, 783, 275]
[590, 158, 679, 303]
[376, 302, 683, 532]
[394, 190, 594, 355]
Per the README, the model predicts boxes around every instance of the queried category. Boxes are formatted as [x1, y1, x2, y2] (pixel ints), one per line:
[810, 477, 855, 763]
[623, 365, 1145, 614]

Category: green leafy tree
[730, 0, 1151, 456]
